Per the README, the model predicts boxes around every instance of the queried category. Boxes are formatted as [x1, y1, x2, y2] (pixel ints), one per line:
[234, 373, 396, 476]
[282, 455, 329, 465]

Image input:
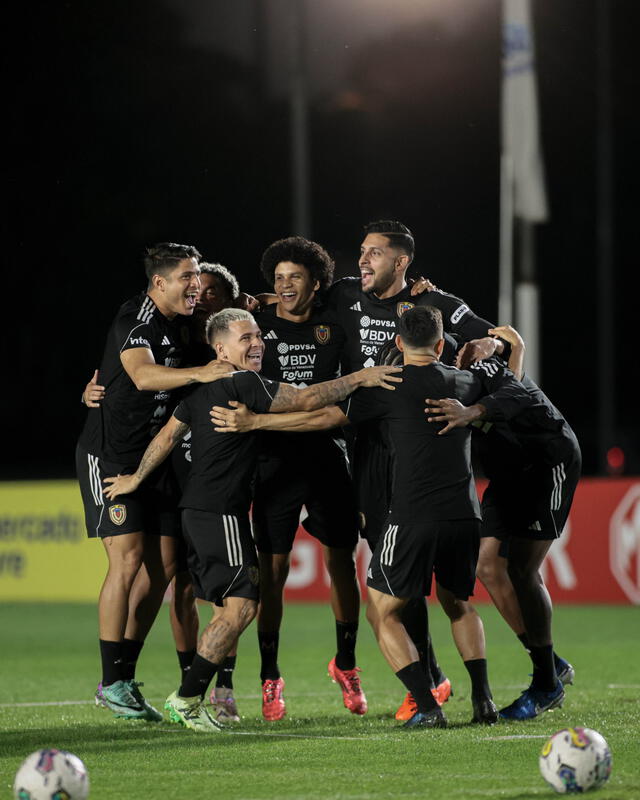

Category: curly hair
[260, 236, 335, 292]
[200, 262, 240, 300]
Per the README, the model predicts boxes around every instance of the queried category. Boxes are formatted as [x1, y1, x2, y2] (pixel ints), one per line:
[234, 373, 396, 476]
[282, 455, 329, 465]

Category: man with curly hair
[251, 236, 368, 720]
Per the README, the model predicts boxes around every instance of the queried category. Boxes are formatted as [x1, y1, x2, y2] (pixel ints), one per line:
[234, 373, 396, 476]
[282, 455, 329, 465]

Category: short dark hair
[143, 242, 202, 282]
[397, 306, 443, 348]
[260, 236, 335, 292]
[200, 262, 240, 300]
[363, 220, 415, 263]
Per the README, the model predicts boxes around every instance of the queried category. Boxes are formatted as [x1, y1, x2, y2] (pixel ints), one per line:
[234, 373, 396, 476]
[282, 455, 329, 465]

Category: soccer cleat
[395, 692, 418, 721]
[95, 680, 149, 720]
[165, 691, 225, 732]
[471, 695, 499, 725]
[499, 681, 565, 721]
[555, 657, 575, 686]
[435, 677, 453, 705]
[262, 677, 286, 721]
[209, 687, 240, 722]
[124, 680, 163, 722]
[402, 707, 448, 729]
[328, 658, 368, 715]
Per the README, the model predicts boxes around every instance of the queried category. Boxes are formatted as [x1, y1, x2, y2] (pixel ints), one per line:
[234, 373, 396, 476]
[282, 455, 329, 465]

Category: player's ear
[395, 254, 409, 272]
[395, 334, 404, 352]
[435, 338, 445, 357]
[151, 273, 164, 291]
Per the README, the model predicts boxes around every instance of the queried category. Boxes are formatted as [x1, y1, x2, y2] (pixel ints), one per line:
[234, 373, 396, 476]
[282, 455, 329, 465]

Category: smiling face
[273, 261, 319, 322]
[214, 319, 265, 372]
[196, 272, 234, 316]
[358, 233, 407, 298]
[151, 257, 201, 317]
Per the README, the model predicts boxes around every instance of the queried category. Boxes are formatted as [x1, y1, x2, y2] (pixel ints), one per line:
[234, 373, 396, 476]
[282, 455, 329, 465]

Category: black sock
[529, 645, 557, 691]
[400, 599, 435, 687]
[396, 661, 439, 713]
[335, 621, 358, 671]
[99, 640, 123, 687]
[177, 649, 197, 684]
[179, 654, 219, 699]
[427, 635, 446, 687]
[258, 631, 280, 681]
[215, 656, 236, 689]
[517, 632, 531, 652]
[120, 638, 144, 681]
[464, 658, 492, 700]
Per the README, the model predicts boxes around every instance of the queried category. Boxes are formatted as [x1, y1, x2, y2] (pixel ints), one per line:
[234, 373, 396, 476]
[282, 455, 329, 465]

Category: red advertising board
[282, 477, 640, 605]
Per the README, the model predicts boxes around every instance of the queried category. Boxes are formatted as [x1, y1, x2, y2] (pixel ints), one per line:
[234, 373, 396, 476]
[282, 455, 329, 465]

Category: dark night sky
[3, 0, 638, 479]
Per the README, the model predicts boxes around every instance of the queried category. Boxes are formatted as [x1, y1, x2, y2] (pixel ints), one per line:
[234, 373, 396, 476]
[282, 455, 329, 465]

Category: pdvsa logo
[610, 485, 640, 604]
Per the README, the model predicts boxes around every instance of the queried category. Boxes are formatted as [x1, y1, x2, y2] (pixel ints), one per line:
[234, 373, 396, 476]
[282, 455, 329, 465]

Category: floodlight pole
[289, 0, 311, 237]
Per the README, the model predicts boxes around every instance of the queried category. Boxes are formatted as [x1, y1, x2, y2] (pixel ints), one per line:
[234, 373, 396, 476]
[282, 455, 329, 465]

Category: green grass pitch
[1, 602, 638, 799]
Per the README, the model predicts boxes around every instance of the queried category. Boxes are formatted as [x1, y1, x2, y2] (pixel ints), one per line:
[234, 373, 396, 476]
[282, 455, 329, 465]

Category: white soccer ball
[539, 727, 612, 793]
[13, 748, 89, 800]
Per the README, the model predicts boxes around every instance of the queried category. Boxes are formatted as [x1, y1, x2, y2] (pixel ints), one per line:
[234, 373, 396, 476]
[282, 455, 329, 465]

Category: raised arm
[269, 365, 402, 412]
[488, 325, 525, 380]
[120, 348, 233, 392]
[103, 415, 189, 499]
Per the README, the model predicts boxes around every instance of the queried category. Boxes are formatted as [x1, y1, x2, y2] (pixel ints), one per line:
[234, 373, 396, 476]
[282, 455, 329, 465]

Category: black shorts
[75, 443, 181, 539]
[252, 440, 358, 555]
[182, 508, 260, 605]
[481, 451, 580, 543]
[352, 432, 394, 551]
[367, 519, 480, 600]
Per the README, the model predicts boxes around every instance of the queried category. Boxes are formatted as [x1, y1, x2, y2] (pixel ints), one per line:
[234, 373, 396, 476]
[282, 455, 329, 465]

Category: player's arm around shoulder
[103, 415, 190, 499]
[120, 346, 233, 391]
[211, 402, 347, 434]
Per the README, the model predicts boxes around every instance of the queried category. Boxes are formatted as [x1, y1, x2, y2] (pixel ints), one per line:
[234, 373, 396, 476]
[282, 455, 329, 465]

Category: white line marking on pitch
[484, 734, 548, 741]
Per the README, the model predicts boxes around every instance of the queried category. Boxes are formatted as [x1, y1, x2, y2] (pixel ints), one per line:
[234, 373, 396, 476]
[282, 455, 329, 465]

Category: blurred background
[3, 0, 639, 480]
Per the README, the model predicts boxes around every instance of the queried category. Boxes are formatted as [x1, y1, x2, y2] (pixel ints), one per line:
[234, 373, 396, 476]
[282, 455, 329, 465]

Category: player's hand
[358, 365, 403, 390]
[409, 276, 438, 296]
[82, 369, 105, 407]
[488, 325, 524, 350]
[455, 337, 499, 369]
[103, 473, 139, 499]
[197, 360, 235, 383]
[210, 400, 256, 433]
[425, 398, 484, 434]
[235, 292, 260, 312]
[255, 292, 278, 308]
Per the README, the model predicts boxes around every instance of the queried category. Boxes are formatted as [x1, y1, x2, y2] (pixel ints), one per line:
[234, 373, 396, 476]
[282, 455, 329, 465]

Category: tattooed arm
[269, 365, 402, 412]
[103, 415, 189, 500]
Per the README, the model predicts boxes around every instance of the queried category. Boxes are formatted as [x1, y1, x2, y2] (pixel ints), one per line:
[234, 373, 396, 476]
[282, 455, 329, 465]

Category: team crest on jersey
[314, 324, 330, 345]
[396, 301, 414, 317]
[109, 504, 127, 526]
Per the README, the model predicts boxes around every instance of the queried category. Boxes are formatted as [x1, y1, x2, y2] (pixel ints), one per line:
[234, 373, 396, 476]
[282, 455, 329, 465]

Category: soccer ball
[13, 748, 89, 800]
[539, 727, 612, 793]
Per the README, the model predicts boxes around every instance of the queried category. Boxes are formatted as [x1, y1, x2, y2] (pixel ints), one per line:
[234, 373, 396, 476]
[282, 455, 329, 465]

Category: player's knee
[236, 598, 258, 631]
[476, 557, 501, 588]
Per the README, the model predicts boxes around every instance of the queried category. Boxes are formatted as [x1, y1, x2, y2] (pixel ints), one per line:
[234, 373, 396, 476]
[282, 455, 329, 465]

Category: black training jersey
[174, 370, 279, 515]
[79, 292, 193, 464]
[342, 362, 532, 523]
[256, 303, 346, 386]
[324, 278, 497, 373]
[472, 373, 581, 479]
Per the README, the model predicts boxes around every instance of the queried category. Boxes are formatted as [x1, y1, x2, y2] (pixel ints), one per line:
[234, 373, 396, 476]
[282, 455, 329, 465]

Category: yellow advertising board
[0, 480, 105, 601]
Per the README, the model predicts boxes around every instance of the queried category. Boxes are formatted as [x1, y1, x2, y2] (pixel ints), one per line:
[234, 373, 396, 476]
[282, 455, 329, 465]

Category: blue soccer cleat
[499, 681, 565, 721]
[402, 707, 447, 729]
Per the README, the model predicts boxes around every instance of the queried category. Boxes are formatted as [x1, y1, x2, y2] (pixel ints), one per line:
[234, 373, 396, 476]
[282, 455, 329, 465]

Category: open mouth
[360, 270, 374, 284]
[279, 292, 297, 302]
[185, 292, 198, 309]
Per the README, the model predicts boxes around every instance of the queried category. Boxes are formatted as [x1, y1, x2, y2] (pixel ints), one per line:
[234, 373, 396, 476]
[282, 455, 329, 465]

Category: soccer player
[426, 324, 581, 720]
[76, 242, 231, 720]
[253, 236, 366, 720]
[103, 308, 401, 731]
[210, 306, 535, 727]
[324, 220, 507, 716]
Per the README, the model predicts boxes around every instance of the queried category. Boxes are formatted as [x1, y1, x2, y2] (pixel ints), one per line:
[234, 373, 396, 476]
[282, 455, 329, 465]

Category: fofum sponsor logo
[610, 485, 640, 604]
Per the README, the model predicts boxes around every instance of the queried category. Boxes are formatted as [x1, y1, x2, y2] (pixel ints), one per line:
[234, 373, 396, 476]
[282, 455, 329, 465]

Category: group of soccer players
[77, 221, 580, 731]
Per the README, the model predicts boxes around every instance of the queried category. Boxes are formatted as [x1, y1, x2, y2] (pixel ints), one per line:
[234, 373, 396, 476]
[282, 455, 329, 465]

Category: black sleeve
[341, 386, 388, 426]
[466, 360, 536, 421]
[232, 371, 281, 413]
[173, 397, 192, 426]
